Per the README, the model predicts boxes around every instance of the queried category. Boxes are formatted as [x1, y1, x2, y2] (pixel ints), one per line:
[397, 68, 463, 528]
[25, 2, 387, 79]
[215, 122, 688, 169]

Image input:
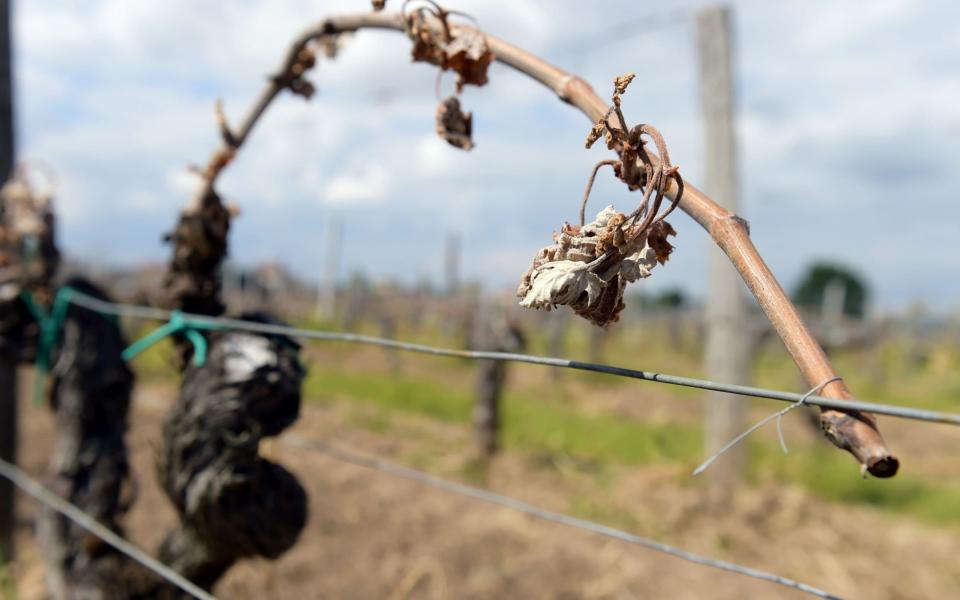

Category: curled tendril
[580, 160, 618, 226]
[580, 74, 684, 257]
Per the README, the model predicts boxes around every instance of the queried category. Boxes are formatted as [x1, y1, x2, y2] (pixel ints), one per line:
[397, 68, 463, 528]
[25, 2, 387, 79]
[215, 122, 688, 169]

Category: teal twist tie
[122, 311, 221, 367]
[19, 286, 77, 405]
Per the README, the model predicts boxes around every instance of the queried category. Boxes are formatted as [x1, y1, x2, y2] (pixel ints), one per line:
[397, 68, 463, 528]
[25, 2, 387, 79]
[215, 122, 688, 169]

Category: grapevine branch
[181, 10, 897, 477]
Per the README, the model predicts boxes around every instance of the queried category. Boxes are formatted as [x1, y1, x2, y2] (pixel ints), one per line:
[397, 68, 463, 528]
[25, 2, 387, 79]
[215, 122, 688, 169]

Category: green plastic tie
[19, 286, 77, 405]
[122, 311, 220, 367]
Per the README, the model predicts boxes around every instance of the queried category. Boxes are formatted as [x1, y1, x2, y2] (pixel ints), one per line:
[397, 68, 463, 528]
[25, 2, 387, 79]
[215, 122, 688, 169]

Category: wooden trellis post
[0, 0, 16, 562]
[697, 5, 753, 509]
[472, 309, 525, 457]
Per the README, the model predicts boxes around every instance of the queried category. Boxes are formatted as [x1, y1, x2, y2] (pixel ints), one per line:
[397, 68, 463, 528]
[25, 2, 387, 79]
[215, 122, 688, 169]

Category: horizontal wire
[281, 435, 842, 600]
[0, 457, 215, 600]
[66, 291, 960, 427]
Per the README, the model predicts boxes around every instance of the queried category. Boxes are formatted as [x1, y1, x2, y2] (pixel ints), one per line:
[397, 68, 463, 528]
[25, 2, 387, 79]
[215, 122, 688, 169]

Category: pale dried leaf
[587, 205, 620, 231]
[619, 243, 657, 283]
[519, 260, 604, 310]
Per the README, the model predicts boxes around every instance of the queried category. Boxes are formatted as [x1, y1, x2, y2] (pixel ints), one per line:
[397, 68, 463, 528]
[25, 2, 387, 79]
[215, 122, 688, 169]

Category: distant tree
[657, 288, 688, 309]
[793, 262, 869, 319]
[630, 287, 690, 310]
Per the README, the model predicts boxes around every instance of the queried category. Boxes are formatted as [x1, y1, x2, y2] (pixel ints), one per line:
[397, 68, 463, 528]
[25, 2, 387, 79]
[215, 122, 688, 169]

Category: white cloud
[323, 164, 389, 205]
[11, 0, 960, 311]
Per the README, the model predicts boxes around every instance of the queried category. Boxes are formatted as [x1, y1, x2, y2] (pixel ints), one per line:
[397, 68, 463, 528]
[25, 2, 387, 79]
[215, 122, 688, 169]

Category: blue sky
[13, 0, 960, 313]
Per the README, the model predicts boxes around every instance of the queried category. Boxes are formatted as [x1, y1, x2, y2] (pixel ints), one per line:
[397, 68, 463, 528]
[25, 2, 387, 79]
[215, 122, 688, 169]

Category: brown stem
[185, 10, 897, 477]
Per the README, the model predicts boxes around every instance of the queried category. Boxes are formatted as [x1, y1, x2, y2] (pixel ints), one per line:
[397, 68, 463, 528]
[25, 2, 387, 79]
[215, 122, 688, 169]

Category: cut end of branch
[866, 455, 900, 478]
[820, 409, 899, 478]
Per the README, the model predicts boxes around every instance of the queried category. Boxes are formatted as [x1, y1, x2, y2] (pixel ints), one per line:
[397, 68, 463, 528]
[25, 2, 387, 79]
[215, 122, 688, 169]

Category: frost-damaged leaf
[585, 120, 606, 149]
[516, 206, 665, 327]
[519, 260, 603, 310]
[436, 96, 474, 150]
[445, 28, 494, 91]
[619, 244, 657, 283]
[409, 11, 447, 67]
[647, 220, 676, 265]
[613, 72, 636, 99]
[407, 11, 494, 91]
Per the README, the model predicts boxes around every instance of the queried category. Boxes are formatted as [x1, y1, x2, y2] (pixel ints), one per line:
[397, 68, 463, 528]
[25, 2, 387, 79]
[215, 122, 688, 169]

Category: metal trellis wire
[62, 290, 960, 428]
[0, 457, 215, 600]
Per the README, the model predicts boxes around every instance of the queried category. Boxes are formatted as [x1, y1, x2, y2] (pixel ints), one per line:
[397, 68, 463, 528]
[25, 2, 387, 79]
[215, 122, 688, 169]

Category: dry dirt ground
[7, 378, 960, 600]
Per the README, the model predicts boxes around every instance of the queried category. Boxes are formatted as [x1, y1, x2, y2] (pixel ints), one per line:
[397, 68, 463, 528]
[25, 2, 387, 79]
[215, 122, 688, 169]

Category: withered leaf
[585, 119, 606, 149]
[407, 11, 494, 91]
[436, 96, 474, 150]
[409, 11, 447, 67]
[613, 72, 636, 96]
[647, 220, 677, 265]
[445, 28, 494, 91]
[575, 275, 626, 327]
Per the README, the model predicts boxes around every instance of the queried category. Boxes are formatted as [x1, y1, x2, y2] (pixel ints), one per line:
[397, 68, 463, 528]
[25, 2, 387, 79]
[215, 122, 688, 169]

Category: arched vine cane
[174, 9, 897, 478]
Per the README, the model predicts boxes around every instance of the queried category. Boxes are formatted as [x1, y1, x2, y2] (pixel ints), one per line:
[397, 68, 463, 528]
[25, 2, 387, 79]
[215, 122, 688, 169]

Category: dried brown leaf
[575, 275, 626, 327]
[407, 12, 493, 91]
[585, 119, 606, 149]
[647, 220, 677, 265]
[517, 206, 649, 328]
[445, 28, 494, 91]
[409, 11, 447, 67]
[371, 0, 386, 10]
[436, 96, 474, 150]
[614, 72, 636, 96]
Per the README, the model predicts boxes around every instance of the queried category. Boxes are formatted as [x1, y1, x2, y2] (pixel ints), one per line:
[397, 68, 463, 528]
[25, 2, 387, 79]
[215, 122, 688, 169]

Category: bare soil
[8, 375, 960, 600]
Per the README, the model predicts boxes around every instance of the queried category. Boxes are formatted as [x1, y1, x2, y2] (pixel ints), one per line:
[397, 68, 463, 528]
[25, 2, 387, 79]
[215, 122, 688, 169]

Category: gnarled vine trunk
[33, 279, 151, 599]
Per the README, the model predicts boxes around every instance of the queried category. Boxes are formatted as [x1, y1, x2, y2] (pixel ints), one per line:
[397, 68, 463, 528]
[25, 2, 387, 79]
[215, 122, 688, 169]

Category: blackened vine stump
[157, 317, 307, 590]
[36, 279, 146, 599]
[161, 193, 232, 320]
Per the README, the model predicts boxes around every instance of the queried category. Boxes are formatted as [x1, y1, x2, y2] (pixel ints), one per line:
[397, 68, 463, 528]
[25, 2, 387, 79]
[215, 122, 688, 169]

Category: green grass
[501, 390, 700, 466]
[138, 317, 960, 528]
[304, 352, 960, 527]
[304, 365, 703, 468]
[0, 550, 14, 600]
[751, 443, 960, 525]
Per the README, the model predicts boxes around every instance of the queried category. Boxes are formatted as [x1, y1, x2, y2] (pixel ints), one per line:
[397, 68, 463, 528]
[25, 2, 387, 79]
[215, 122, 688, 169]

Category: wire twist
[693, 376, 844, 477]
